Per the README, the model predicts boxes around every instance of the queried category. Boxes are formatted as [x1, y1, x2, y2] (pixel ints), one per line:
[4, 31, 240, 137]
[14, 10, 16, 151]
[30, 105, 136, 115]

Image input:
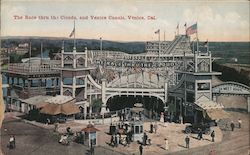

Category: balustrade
[6, 63, 60, 73]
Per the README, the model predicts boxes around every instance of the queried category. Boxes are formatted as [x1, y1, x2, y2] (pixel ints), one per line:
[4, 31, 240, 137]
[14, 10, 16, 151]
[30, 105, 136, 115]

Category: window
[197, 83, 210, 90]
[135, 126, 139, 134]
[140, 126, 143, 133]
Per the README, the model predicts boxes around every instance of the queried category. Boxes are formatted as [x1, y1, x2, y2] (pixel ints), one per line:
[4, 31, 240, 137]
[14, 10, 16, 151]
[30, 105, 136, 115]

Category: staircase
[165, 35, 187, 54]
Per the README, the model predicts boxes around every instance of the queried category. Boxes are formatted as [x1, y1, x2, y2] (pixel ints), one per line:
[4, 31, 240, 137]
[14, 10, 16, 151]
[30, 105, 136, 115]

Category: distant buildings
[1, 43, 29, 58]
[18, 43, 29, 48]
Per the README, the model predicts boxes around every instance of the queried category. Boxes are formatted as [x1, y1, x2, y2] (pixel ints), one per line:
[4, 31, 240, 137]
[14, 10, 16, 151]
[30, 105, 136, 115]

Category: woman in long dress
[165, 138, 169, 150]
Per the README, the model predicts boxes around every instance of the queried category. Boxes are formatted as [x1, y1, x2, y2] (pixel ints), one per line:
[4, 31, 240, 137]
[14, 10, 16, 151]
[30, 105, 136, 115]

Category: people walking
[143, 133, 148, 146]
[139, 144, 143, 155]
[9, 135, 15, 149]
[165, 138, 169, 150]
[210, 130, 215, 142]
[13, 135, 16, 148]
[197, 128, 203, 140]
[230, 121, 235, 131]
[238, 118, 242, 128]
[185, 136, 190, 148]
[114, 134, 118, 147]
[125, 135, 130, 147]
[90, 141, 95, 155]
[110, 134, 114, 146]
[116, 134, 120, 147]
[150, 123, 153, 133]
[154, 123, 158, 134]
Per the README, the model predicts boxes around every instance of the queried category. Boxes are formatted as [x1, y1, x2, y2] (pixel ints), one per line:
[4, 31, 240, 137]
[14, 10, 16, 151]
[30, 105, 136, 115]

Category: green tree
[92, 99, 102, 113]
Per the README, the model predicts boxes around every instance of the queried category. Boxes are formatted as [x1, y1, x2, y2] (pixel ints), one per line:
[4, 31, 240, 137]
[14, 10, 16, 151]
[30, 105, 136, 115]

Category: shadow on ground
[224, 108, 248, 114]
[177, 144, 186, 148]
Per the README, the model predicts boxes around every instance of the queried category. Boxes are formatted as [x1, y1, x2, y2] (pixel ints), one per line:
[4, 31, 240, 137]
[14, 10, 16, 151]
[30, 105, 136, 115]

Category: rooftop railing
[5, 63, 61, 74]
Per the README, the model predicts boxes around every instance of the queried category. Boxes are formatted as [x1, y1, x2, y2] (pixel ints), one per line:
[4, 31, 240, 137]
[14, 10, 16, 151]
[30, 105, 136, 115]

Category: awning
[205, 109, 230, 120]
[195, 100, 224, 110]
[195, 99, 230, 120]
[20, 96, 53, 108]
[40, 96, 80, 115]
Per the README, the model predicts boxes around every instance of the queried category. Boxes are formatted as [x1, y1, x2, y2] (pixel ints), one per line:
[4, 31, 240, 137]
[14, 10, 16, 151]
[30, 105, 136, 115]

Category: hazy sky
[1, 0, 249, 42]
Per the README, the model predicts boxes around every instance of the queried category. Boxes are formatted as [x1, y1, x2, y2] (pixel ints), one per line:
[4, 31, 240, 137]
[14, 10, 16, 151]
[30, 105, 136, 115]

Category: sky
[1, 0, 249, 42]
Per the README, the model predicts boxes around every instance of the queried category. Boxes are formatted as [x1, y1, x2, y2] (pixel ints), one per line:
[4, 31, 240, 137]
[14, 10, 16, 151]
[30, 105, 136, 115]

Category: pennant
[204, 40, 208, 47]
[155, 29, 160, 34]
[69, 27, 75, 38]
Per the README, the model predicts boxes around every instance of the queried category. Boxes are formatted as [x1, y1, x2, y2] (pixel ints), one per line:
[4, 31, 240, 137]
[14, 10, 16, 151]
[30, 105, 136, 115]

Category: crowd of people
[109, 123, 133, 147]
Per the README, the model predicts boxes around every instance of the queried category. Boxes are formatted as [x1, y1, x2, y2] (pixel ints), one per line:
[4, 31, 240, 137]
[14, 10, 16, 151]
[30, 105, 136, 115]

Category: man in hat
[185, 135, 190, 148]
[238, 118, 242, 128]
[210, 130, 215, 142]
[230, 121, 235, 131]
[139, 144, 143, 155]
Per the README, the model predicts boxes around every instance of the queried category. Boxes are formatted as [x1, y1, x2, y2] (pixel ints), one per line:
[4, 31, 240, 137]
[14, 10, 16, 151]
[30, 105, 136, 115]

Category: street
[1, 96, 249, 155]
[0, 118, 124, 155]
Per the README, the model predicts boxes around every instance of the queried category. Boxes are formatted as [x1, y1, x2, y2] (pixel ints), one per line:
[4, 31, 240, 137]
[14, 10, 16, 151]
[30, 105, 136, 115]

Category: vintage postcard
[0, 0, 249, 155]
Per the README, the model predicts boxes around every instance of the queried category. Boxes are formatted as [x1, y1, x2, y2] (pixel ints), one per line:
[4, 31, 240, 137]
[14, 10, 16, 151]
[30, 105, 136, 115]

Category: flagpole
[40, 42, 43, 65]
[184, 22, 187, 36]
[100, 37, 102, 51]
[29, 41, 31, 67]
[207, 40, 209, 52]
[177, 22, 179, 36]
[73, 20, 76, 48]
[193, 40, 195, 53]
[196, 22, 199, 53]
[158, 30, 160, 62]
[164, 30, 165, 41]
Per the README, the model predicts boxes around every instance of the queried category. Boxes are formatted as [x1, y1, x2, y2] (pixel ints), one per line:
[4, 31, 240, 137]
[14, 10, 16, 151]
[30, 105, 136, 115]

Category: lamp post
[100, 37, 102, 52]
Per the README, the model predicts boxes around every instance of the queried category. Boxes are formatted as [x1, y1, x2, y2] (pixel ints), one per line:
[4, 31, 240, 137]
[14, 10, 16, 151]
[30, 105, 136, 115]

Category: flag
[69, 27, 75, 37]
[155, 29, 160, 34]
[186, 23, 197, 35]
[204, 40, 208, 47]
